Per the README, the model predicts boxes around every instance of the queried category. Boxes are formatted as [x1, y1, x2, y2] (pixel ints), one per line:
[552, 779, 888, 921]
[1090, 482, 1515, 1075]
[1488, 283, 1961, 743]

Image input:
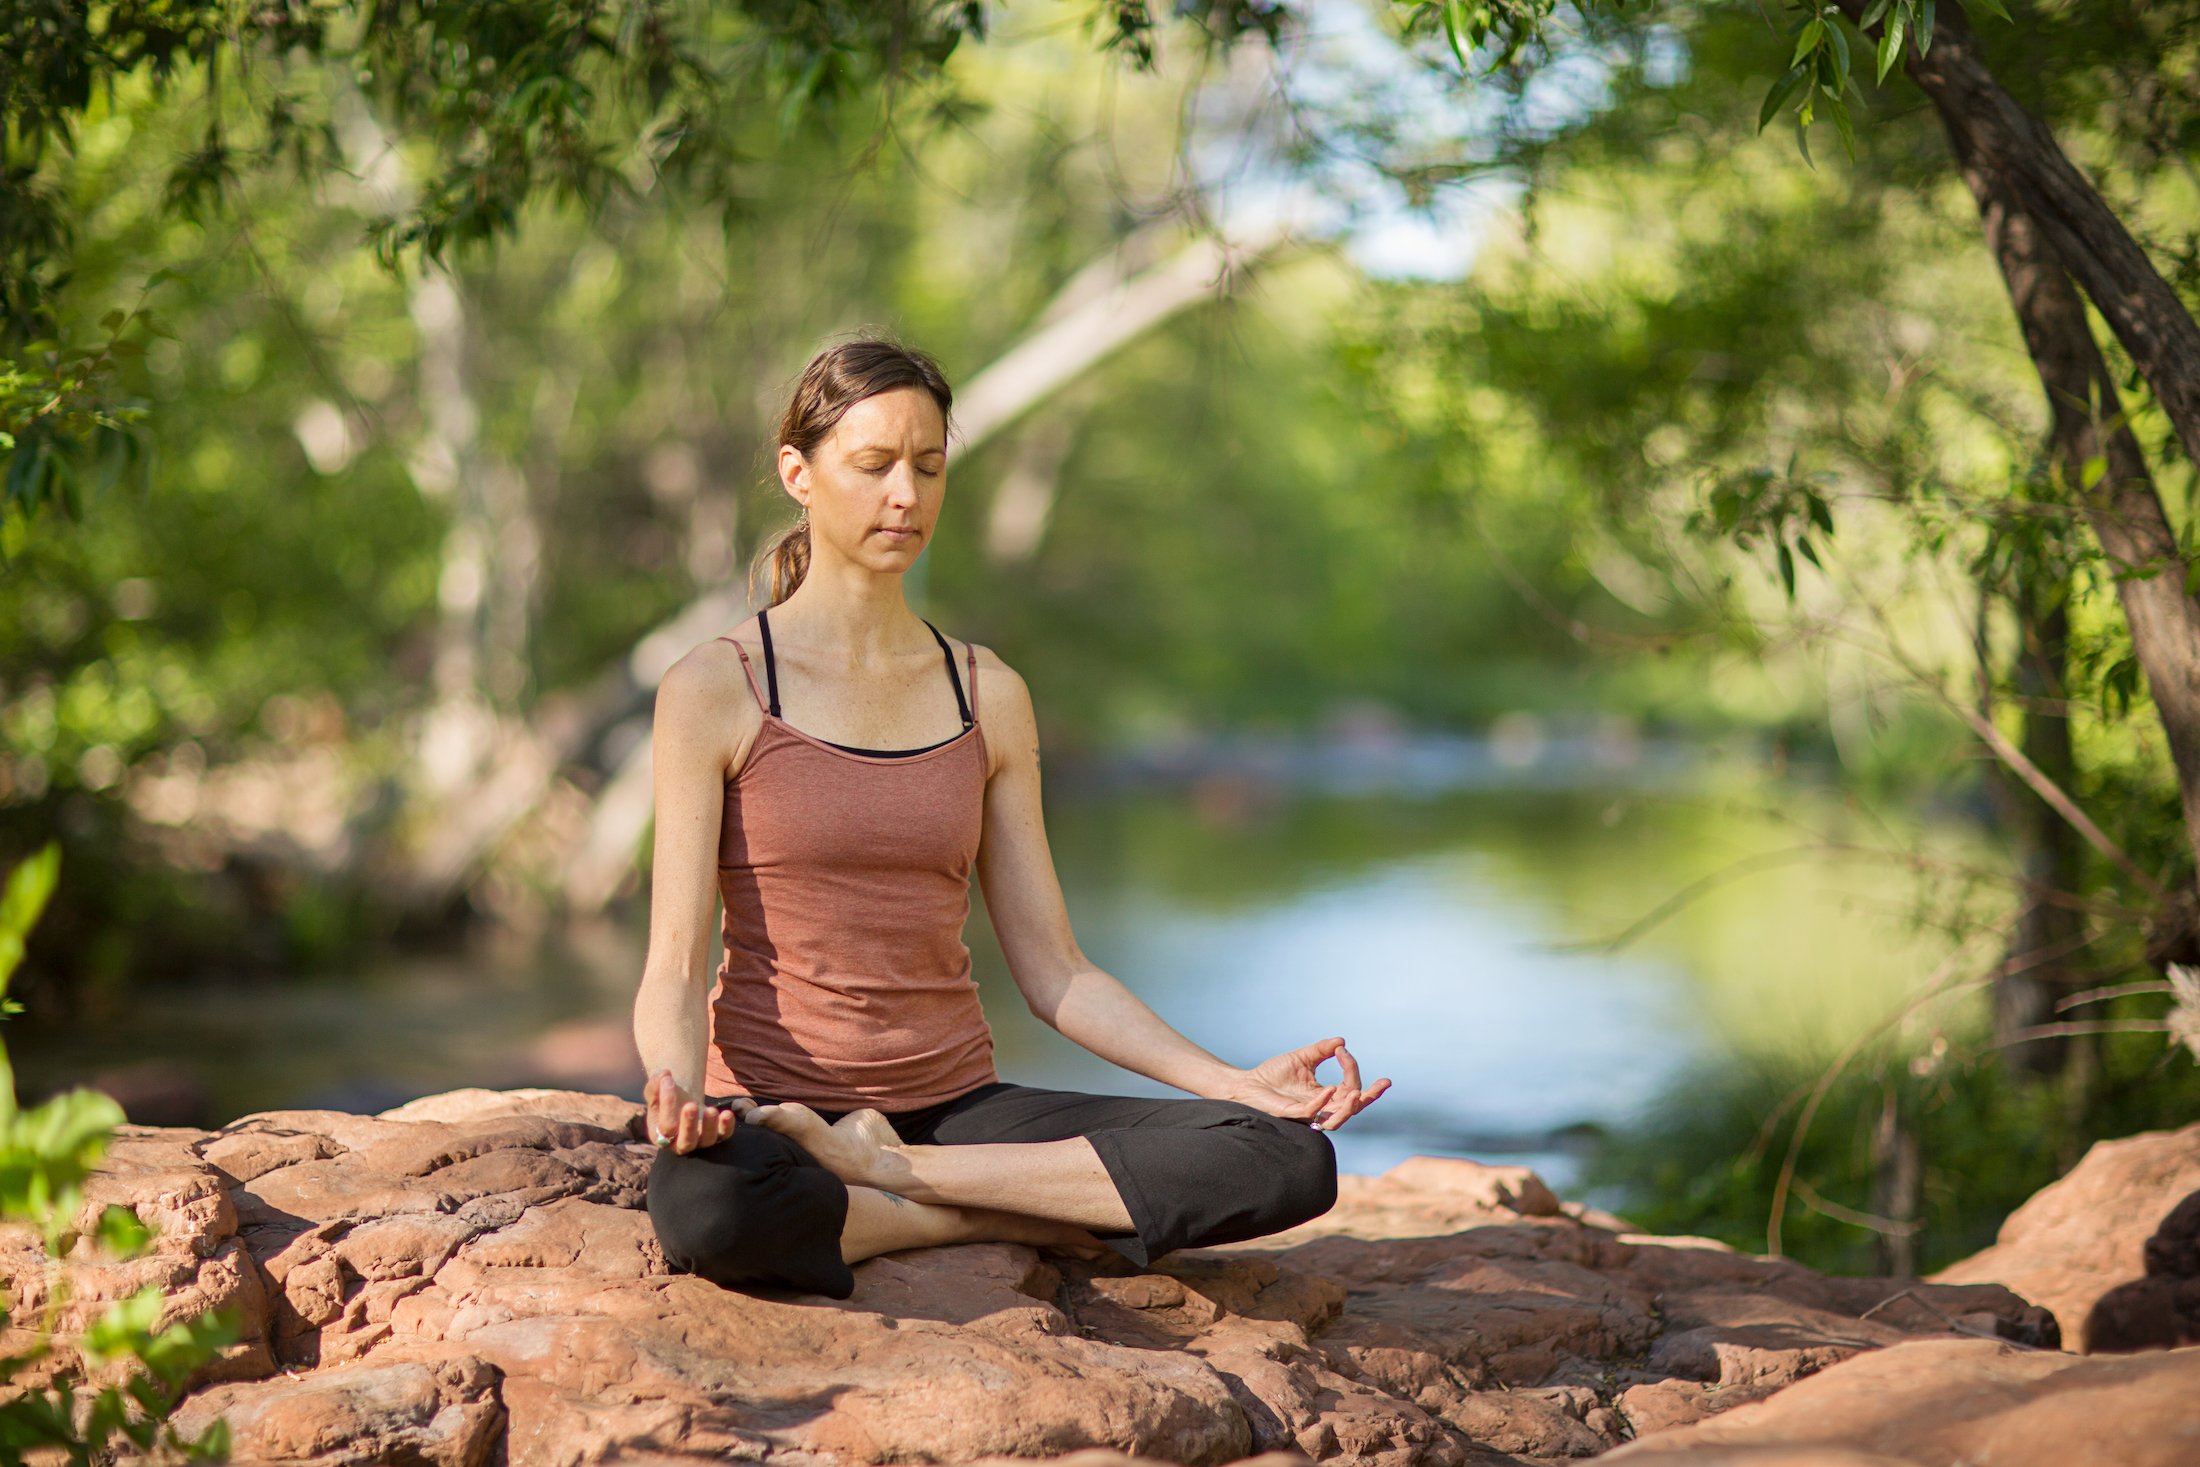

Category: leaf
[1919, 0, 1936, 51]
[188, 1415, 233, 1461]
[1441, 0, 1473, 70]
[1760, 63, 1810, 132]
[1878, 5, 1908, 83]
[0, 844, 60, 997]
[1791, 15, 1824, 69]
[96, 1203, 155, 1259]
[1777, 540, 1797, 597]
[1830, 95, 1857, 161]
[2081, 453, 2107, 489]
[1965, 0, 2010, 21]
[79, 1285, 166, 1369]
[1862, 0, 1892, 26]
[1796, 535, 1822, 568]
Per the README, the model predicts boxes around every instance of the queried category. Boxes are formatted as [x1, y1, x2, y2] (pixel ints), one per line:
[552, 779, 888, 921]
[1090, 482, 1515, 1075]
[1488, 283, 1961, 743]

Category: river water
[19, 733, 1984, 1198]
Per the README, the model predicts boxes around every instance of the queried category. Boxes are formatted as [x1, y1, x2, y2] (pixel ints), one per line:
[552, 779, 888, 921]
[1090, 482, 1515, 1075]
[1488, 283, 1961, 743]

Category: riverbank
[12, 1087, 2197, 1465]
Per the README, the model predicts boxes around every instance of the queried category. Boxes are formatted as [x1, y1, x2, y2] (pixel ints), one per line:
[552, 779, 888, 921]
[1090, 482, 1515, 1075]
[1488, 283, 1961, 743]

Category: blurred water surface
[22, 744, 1987, 1198]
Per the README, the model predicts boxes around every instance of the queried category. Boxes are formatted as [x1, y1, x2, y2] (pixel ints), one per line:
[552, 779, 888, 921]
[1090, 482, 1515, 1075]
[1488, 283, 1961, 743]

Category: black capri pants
[645, 1080, 1340, 1300]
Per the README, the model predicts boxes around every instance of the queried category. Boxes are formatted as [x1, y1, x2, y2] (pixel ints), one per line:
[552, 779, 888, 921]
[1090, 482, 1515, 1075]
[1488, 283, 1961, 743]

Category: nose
[883, 466, 920, 508]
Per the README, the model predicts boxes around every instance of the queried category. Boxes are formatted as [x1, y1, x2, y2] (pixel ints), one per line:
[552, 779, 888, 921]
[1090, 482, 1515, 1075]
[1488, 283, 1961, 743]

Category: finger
[1304, 1083, 1338, 1120]
[678, 1100, 701, 1153]
[1348, 1079, 1392, 1115]
[1347, 1088, 1379, 1126]
[654, 1073, 688, 1135]
[1333, 1043, 1364, 1092]
[1322, 1088, 1360, 1130]
[646, 1074, 674, 1143]
[1291, 1036, 1347, 1068]
[705, 1105, 735, 1146]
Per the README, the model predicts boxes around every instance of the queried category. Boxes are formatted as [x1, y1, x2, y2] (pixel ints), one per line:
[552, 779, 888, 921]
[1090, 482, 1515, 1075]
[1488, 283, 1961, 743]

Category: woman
[633, 336, 1392, 1299]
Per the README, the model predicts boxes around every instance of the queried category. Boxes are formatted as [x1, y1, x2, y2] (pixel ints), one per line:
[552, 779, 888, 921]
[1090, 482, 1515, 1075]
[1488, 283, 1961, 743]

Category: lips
[876, 527, 919, 539]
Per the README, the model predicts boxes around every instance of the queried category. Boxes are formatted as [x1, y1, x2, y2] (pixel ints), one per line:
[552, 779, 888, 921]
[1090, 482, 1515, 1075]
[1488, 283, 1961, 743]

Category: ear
[777, 443, 811, 509]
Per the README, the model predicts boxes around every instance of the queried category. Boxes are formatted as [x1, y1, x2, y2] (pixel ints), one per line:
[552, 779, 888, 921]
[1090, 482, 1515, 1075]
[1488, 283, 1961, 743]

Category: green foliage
[0, 0, 996, 524]
[0, 844, 236, 1465]
[1691, 454, 1838, 602]
[1396, 0, 2016, 168]
[1586, 1003, 2200, 1277]
[1088, 0, 1295, 67]
[0, 283, 173, 547]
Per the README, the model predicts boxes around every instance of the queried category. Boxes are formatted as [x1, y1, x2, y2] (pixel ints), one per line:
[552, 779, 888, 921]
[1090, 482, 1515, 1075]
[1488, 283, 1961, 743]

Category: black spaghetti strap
[922, 619, 973, 728]
[756, 607, 782, 718]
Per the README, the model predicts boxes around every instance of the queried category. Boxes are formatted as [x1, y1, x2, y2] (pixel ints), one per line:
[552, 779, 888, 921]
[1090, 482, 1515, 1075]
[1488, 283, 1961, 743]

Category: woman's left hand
[1226, 1037, 1391, 1131]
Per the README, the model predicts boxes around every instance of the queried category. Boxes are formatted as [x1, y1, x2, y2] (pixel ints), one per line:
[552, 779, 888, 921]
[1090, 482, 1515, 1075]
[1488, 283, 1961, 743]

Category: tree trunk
[1870, 1085, 1920, 1279]
[1876, 4, 2200, 475]
[1865, 3, 2200, 936]
[1996, 578, 2087, 1074]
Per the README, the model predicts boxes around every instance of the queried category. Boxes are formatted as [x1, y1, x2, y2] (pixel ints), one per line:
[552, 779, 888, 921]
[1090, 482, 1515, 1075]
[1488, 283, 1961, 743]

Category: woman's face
[780, 387, 947, 575]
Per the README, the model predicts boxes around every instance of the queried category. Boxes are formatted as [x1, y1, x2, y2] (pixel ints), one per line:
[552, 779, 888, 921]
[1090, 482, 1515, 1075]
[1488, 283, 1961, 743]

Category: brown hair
[749, 336, 957, 608]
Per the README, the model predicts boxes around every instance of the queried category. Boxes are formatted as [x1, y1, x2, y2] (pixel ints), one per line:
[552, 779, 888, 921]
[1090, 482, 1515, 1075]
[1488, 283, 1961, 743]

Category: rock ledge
[6, 1090, 2192, 1467]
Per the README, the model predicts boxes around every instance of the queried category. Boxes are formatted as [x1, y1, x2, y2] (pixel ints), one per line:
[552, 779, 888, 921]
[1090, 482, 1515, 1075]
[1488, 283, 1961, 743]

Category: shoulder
[654, 629, 762, 753]
[961, 642, 1038, 777]
[659, 629, 753, 706]
[960, 642, 1031, 720]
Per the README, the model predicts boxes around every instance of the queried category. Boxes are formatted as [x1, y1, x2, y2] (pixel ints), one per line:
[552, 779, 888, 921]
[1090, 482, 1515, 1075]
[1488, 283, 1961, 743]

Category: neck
[771, 557, 923, 664]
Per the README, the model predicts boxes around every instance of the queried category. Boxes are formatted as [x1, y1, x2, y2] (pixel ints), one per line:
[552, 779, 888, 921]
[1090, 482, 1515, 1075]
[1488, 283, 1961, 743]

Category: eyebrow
[851, 443, 946, 456]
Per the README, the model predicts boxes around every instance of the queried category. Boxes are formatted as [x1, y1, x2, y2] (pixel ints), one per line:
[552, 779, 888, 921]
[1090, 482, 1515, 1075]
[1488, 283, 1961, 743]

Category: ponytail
[752, 509, 813, 608]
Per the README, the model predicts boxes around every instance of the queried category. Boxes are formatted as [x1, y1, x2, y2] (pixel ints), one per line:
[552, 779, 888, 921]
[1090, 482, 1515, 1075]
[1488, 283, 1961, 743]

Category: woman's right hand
[645, 1069, 742, 1153]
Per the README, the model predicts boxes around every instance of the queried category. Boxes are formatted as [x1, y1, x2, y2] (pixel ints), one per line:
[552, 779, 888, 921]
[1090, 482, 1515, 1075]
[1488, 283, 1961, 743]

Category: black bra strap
[756, 607, 782, 717]
[760, 608, 969, 729]
[923, 619, 974, 728]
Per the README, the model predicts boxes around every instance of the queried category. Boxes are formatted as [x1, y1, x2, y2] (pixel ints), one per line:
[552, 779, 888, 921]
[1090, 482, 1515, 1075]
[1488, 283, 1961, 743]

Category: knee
[645, 1143, 773, 1272]
[644, 1130, 846, 1291]
[1220, 1108, 1337, 1234]
[1262, 1116, 1340, 1230]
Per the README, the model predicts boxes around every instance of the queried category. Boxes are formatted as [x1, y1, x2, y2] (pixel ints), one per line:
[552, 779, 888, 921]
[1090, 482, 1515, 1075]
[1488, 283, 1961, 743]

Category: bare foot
[961, 1206, 1115, 1261]
[746, 1102, 899, 1186]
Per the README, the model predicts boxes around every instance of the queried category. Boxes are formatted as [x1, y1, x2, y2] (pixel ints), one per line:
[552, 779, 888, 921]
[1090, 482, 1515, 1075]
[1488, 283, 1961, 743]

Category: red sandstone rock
[1931, 1120, 2200, 1352]
[1599, 1337, 2200, 1466]
[0, 1088, 2067, 1467]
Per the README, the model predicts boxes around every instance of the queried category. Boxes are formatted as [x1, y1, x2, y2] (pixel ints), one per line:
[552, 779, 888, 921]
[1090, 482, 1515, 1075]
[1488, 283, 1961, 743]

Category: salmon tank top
[702, 609, 1001, 1111]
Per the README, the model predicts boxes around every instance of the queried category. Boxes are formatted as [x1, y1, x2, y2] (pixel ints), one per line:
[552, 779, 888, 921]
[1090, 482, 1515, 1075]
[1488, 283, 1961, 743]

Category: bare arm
[969, 646, 1394, 1131]
[631, 640, 757, 1150]
[971, 653, 1249, 1101]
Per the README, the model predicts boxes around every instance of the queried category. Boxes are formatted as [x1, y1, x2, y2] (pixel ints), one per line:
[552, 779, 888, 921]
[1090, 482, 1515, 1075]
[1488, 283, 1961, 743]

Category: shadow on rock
[2086, 1187, 2200, 1353]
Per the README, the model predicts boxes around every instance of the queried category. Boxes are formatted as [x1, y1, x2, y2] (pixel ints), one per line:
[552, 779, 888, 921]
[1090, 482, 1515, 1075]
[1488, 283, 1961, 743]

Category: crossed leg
[789, 1106, 1132, 1265]
[647, 1087, 1335, 1298]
